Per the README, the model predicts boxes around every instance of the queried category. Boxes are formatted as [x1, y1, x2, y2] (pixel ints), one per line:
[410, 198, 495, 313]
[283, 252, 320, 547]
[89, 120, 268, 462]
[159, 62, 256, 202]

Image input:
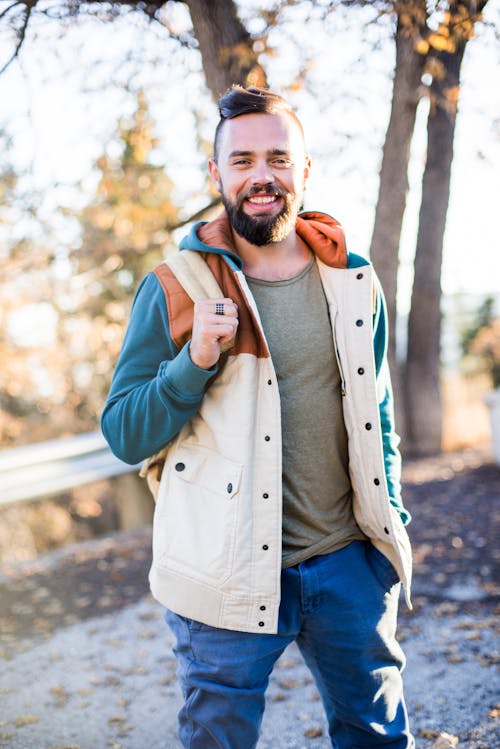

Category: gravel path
[1, 448, 499, 749]
[1, 594, 498, 749]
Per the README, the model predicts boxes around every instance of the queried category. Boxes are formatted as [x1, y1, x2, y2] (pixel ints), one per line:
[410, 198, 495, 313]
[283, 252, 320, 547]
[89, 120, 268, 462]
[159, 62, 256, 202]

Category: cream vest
[148, 260, 412, 634]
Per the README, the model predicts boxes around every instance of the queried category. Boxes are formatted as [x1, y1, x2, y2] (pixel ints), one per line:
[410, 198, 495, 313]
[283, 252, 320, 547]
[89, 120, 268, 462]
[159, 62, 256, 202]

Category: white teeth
[248, 195, 278, 204]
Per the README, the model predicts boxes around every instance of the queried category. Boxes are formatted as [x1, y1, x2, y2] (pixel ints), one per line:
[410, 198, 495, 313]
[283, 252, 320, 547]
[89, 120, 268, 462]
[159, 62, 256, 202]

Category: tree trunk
[369, 12, 426, 442]
[369, 25, 425, 364]
[404, 40, 467, 455]
[185, 0, 267, 100]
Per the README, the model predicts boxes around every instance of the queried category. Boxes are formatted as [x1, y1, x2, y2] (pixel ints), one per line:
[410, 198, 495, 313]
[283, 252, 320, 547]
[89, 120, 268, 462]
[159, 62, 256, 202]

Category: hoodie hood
[179, 210, 349, 270]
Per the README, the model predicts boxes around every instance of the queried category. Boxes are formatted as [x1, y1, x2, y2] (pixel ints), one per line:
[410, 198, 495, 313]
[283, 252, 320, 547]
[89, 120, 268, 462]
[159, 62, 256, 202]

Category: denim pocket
[184, 616, 210, 633]
[366, 543, 400, 592]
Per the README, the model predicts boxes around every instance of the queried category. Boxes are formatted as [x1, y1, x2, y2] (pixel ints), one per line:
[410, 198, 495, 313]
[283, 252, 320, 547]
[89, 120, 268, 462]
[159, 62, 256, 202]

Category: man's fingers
[192, 300, 239, 343]
[203, 319, 239, 340]
[189, 298, 238, 369]
[195, 299, 238, 319]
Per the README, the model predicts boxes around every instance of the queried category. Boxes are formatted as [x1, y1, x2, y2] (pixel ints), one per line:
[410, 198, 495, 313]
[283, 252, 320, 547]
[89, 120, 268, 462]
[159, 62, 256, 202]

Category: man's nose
[250, 160, 273, 185]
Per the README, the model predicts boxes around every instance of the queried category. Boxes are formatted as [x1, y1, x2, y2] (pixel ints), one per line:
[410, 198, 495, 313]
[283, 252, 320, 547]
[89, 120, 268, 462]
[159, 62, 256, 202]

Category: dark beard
[222, 183, 297, 247]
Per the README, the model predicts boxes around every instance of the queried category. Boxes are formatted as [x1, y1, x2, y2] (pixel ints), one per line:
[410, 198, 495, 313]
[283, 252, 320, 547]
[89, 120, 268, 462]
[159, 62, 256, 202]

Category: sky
[1, 0, 499, 314]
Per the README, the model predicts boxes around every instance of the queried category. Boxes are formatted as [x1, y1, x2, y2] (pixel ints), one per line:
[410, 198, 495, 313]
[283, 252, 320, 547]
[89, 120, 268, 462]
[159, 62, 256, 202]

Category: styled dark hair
[213, 86, 304, 161]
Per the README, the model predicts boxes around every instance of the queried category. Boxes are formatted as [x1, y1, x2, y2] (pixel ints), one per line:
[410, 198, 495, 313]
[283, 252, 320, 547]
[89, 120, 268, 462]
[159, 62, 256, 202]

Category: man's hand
[189, 298, 239, 370]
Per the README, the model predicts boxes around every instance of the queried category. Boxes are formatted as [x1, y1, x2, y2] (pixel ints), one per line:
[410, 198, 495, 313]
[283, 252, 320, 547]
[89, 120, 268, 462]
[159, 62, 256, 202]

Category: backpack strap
[165, 249, 224, 301]
[140, 249, 236, 499]
[165, 250, 235, 352]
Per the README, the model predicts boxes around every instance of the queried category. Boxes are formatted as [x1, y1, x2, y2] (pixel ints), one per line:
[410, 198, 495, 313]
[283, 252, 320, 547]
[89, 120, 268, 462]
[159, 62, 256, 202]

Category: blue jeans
[165, 540, 414, 748]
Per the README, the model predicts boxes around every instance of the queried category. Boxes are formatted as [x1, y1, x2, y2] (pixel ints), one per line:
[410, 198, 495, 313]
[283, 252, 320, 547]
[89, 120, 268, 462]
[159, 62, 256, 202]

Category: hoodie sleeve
[372, 276, 411, 525]
[101, 272, 217, 464]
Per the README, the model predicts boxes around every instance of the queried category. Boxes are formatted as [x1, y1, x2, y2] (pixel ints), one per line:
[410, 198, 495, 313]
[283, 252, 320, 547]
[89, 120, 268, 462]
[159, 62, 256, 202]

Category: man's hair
[213, 86, 304, 162]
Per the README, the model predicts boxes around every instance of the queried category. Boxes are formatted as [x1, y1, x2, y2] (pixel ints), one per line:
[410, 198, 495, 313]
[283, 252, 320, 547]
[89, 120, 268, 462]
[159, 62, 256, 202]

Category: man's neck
[234, 228, 312, 282]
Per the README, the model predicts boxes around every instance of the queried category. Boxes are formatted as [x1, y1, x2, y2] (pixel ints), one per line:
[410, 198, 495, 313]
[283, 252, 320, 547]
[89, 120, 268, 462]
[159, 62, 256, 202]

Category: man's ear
[208, 158, 221, 192]
[303, 155, 312, 188]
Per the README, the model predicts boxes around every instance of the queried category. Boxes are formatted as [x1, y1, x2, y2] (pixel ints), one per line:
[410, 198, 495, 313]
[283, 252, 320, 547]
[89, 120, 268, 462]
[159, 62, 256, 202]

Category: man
[102, 86, 414, 748]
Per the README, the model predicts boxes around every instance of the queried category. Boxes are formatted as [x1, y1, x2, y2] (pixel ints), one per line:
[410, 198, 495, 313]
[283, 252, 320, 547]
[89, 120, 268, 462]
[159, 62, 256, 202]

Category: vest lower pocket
[154, 445, 243, 586]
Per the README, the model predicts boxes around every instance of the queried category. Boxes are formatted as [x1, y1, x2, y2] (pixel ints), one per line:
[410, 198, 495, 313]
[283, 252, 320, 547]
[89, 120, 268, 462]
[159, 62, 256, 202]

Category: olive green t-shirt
[246, 258, 366, 567]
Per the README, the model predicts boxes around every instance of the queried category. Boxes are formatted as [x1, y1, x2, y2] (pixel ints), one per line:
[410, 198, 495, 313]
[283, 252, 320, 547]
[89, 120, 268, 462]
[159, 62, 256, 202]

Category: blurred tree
[0, 130, 16, 209]
[404, 1, 488, 453]
[0, 129, 23, 441]
[369, 0, 428, 370]
[77, 89, 178, 303]
[0, 129, 57, 444]
[0, 0, 495, 455]
[0, 0, 266, 449]
[461, 296, 496, 355]
[183, 0, 267, 96]
[368, 0, 489, 453]
[0, 0, 267, 95]
[460, 296, 500, 388]
[62, 90, 181, 427]
[0, 94, 181, 445]
[467, 318, 500, 389]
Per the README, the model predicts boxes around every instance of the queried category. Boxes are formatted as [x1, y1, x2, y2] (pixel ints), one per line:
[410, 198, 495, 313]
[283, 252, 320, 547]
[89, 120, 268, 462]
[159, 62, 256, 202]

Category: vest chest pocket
[155, 445, 243, 585]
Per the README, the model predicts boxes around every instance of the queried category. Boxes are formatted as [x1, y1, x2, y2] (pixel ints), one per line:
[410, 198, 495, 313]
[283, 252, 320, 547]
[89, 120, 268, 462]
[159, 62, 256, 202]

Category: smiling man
[211, 102, 307, 250]
[102, 86, 414, 748]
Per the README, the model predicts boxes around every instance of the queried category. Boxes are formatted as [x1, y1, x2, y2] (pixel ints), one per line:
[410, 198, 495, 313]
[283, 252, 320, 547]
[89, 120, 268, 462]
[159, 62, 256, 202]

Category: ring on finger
[215, 303, 225, 316]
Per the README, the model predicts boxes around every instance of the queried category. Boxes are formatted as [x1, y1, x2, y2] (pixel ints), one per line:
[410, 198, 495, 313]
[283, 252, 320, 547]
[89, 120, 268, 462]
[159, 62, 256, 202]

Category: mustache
[237, 182, 289, 208]
[241, 183, 288, 201]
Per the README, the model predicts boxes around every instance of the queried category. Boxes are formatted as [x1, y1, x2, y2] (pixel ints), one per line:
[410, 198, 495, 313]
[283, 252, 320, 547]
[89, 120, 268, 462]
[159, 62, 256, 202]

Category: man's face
[209, 113, 310, 246]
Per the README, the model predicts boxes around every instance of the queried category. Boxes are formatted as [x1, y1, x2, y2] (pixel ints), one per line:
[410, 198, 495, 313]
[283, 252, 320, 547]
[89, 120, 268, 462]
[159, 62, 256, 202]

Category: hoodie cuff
[158, 341, 217, 401]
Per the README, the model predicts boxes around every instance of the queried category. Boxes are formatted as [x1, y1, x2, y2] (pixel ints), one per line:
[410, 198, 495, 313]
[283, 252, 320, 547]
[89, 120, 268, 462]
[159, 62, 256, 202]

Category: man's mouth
[244, 191, 283, 212]
[247, 194, 279, 205]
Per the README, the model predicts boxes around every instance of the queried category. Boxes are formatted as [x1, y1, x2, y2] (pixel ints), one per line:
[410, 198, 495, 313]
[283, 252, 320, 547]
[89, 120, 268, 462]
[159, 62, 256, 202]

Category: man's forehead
[217, 112, 305, 156]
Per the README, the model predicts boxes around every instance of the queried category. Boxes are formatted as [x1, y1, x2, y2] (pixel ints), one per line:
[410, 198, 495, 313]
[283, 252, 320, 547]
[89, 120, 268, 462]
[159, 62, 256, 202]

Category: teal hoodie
[101, 211, 410, 525]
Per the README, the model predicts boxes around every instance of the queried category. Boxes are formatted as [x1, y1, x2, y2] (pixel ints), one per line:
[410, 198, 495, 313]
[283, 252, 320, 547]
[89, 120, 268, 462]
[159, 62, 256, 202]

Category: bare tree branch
[0, 0, 36, 75]
[0, 1, 24, 22]
[0, 1, 202, 73]
[140, 1, 198, 50]
[169, 197, 222, 231]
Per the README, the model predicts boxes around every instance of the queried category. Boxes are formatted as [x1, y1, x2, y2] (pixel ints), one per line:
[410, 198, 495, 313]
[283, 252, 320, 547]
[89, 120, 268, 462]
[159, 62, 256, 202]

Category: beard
[221, 183, 299, 247]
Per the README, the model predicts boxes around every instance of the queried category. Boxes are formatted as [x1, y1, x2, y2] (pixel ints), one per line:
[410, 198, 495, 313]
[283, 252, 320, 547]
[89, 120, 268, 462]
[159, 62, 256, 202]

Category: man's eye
[273, 158, 291, 166]
[233, 159, 250, 166]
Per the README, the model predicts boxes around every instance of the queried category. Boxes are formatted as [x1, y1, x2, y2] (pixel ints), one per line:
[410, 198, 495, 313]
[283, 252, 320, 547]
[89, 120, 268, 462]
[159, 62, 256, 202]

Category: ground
[0, 447, 499, 748]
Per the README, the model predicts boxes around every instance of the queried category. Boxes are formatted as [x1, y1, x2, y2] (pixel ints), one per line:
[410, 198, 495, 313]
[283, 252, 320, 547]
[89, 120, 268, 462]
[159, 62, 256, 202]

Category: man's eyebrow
[227, 148, 291, 158]
[228, 150, 254, 159]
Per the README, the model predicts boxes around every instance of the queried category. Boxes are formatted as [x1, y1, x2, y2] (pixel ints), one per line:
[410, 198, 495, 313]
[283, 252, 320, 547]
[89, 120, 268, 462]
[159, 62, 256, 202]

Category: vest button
[384, 527, 390, 535]
[258, 621, 265, 627]
[374, 478, 380, 486]
[356, 273, 364, 279]
[260, 605, 266, 611]
[262, 493, 269, 499]
[175, 462, 185, 472]
[227, 483, 233, 493]
[264, 435, 271, 441]
[365, 423, 372, 430]
[267, 379, 272, 385]
[356, 319, 364, 327]
[262, 544, 269, 551]
[357, 367, 365, 375]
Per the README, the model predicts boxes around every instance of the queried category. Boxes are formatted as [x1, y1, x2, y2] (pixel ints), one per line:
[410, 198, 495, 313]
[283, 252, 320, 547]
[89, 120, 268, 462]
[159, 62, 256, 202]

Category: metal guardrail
[0, 431, 140, 506]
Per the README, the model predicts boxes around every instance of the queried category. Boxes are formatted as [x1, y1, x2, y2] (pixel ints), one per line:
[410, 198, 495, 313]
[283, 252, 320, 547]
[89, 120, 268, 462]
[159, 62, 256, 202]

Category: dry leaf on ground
[304, 725, 323, 738]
